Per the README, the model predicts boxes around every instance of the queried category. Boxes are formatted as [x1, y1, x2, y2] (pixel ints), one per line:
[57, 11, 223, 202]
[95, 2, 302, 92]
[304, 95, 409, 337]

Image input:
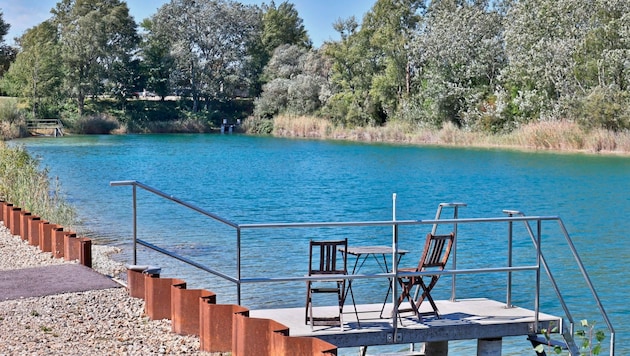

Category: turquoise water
[13, 134, 629, 355]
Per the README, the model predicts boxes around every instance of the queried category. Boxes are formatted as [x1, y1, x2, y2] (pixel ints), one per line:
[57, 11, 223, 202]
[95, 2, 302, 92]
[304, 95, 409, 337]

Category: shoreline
[0, 223, 215, 355]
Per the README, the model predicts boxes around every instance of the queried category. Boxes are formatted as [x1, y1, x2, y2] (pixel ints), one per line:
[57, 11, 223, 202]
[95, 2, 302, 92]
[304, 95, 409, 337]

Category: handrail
[507, 210, 615, 355]
[556, 219, 616, 355]
[111, 180, 615, 355]
[26, 118, 64, 128]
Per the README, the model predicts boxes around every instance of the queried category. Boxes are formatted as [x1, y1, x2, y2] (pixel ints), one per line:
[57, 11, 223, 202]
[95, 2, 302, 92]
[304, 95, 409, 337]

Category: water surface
[13, 134, 629, 355]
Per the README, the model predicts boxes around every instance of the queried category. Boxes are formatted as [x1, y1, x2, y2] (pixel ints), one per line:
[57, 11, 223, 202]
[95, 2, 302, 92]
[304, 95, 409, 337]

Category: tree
[324, 0, 424, 126]
[248, 1, 311, 96]
[150, 0, 261, 112]
[1, 21, 62, 117]
[52, 0, 139, 115]
[261, 1, 311, 52]
[139, 19, 174, 100]
[362, 0, 423, 115]
[0, 10, 16, 78]
[254, 44, 330, 118]
[408, 0, 505, 130]
[502, 0, 630, 129]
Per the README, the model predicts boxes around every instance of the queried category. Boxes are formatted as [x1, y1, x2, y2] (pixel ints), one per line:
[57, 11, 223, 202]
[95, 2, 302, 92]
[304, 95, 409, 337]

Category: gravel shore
[0, 223, 214, 355]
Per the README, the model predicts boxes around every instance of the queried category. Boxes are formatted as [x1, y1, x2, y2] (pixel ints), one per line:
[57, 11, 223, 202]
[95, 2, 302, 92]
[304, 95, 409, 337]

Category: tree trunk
[77, 92, 85, 116]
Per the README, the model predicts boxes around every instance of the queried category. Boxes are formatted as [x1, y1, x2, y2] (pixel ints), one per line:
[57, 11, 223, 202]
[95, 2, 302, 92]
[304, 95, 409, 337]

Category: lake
[12, 134, 629, 355]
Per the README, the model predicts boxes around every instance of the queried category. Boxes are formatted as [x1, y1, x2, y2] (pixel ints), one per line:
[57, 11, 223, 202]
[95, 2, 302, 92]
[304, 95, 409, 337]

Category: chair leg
[344, 280, 361, 328]
[305, 281, 311, 325]
[416, 277, 440, 318]
[397, 277, 419, 315]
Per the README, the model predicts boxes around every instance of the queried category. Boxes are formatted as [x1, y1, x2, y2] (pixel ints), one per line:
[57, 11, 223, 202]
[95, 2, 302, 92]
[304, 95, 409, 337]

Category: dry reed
[265, 115, 630, 155]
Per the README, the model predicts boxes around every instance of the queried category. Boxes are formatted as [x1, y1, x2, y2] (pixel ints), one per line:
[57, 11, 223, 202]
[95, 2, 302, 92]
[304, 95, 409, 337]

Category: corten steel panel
[51, 227, 67, 258]
[27, 216, 41, 246]
[171, 283, 216, 336]
[2, 202, 13, 226]
[144, 275, 185, 320]
[0, 201, 6, 222]
[64, 235, 92, 267]
[280, 335, 338, 355]
[19, 210, 31, 241]
[38, 221, 54, 253]
[232, 314, 289, 356]
[80, 237, 92, 268]
[127, 269, 159, 299]
[199, 300, 249, 353]
[10, 207, 21, 236]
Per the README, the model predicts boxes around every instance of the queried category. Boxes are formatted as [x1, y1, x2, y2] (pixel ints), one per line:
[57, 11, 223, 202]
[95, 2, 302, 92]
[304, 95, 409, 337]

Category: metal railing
[111, 180, 615, 355]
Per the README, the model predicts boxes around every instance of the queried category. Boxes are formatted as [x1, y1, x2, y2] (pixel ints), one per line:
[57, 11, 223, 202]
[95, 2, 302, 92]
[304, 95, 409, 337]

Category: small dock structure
[26, 118, 64, 137]
[110, 181, 616, 356]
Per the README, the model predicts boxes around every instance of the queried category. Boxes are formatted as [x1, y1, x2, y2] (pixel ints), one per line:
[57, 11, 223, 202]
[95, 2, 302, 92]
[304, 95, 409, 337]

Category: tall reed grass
[268, 115, 630, 155]
[0, 98, 28, 140]
[0, 142, 76, 228]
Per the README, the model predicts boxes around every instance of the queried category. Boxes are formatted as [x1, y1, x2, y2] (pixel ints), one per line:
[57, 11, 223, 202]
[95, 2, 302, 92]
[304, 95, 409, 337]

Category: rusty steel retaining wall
[127, 267, 338, 356]
[0, 200, 92, 268]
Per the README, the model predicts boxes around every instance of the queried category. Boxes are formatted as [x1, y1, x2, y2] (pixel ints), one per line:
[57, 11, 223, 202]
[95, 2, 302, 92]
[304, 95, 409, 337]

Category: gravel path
[0, 223, 215, 356]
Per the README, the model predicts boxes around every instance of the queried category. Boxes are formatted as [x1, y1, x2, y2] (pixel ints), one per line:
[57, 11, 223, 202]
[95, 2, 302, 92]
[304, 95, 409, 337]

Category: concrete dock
[250, 298, 561, 352]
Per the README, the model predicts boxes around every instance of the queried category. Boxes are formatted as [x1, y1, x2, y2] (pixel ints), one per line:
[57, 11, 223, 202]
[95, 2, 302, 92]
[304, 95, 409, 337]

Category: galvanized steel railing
[111, 180, 615, 355]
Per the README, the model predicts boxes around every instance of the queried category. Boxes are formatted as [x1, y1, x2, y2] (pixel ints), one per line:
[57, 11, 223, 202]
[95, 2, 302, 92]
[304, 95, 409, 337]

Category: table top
[340, 245, 409, 255]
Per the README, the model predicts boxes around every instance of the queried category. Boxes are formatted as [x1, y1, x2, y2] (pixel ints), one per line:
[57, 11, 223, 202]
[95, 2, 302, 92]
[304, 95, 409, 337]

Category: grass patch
[0, 143, 76, 228]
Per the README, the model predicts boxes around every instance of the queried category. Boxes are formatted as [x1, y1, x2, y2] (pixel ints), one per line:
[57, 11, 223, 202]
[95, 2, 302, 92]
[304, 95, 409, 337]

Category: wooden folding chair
[305, 238, 358, 330]
[396, 232, 454, 320]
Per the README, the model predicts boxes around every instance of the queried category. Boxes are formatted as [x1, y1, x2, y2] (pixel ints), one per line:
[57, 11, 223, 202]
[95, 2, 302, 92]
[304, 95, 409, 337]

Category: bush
[0, 99, 29, 139]
[242, 116, 274, 135]
[576, 86, 630, 131]
[73, 114, 120, 134]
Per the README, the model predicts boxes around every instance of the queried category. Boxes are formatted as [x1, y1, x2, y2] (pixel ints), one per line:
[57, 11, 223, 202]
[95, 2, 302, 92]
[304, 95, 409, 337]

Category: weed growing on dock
[577, 319, 605, 356]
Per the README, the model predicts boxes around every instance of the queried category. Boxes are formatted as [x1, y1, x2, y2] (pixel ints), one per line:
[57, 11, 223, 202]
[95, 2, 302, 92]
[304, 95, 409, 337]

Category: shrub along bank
[0, 142, 76, 228]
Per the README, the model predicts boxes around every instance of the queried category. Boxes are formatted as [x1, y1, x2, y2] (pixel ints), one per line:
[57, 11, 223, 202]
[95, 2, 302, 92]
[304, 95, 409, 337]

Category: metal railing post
[391, 193, 399, 334]
[237, 227, 242, 305]
[132, 183, 137, 265]
[450, 203, 466, 302]
[503, 210, 521, 308]
[535, 219, 541, 331]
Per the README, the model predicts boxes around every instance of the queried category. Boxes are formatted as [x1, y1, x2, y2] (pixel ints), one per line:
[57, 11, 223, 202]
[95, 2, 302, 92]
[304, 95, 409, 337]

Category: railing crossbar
[239, 265, 539, 284]
[137, 239, 238, 284]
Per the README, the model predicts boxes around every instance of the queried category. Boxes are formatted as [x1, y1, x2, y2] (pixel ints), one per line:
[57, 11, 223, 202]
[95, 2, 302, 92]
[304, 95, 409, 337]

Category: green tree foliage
[312, 0, 629, 132]
[254, 44, 330, 118]
[52, 0, 139, 115]
[408, 0, 505, 130]
[0, 10, 8, 40]
[261, 1, 311, 53]
[502, 0, 630, 129]
[139, 19, 174, 100]
[0, 10, 16, 78]
[248, 1, 311, 96]
[1, 21, 62, 117]
[150, 0, 261, 112]
[324, 0, 424, 127]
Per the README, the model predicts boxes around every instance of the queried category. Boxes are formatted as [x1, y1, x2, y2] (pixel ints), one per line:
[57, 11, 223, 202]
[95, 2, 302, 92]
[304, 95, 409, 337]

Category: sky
[0, 0, 375, 48]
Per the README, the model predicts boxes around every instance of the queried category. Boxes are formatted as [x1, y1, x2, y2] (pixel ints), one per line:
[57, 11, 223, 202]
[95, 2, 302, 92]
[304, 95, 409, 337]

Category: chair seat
[397, 267, 416, 273]
[311, 287, 342, 293]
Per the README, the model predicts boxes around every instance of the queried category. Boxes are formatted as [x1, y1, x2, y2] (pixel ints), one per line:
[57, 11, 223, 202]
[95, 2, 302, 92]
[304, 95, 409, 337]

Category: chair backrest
[308, 239, 348, 275]
[416, 232, 455, 272]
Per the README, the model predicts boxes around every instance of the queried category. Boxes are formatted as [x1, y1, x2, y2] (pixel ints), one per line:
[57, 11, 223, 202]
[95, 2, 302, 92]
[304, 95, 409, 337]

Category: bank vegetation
[0, 142, 76, 228]
[0, 0, 627, 155]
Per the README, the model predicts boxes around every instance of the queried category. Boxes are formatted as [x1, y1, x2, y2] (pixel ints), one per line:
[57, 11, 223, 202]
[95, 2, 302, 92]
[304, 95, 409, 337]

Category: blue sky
[0, 0, 375, 47]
